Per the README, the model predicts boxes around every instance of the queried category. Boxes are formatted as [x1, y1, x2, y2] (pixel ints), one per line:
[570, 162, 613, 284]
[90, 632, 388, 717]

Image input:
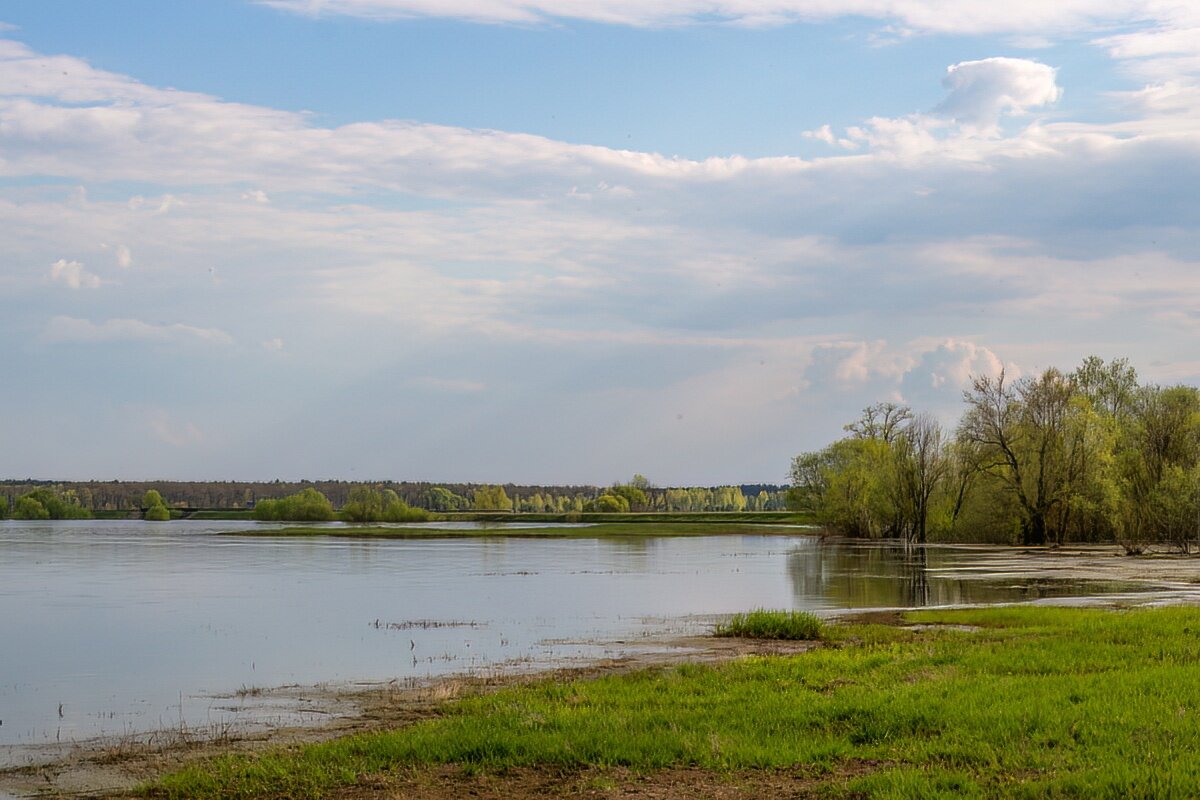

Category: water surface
[0, 521, 1179, 757]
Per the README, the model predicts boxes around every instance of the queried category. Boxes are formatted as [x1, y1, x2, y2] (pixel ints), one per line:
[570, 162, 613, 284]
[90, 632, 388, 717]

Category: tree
[958, 369, 1074, 545]
[143, 489, 165, 509]
[144, 504, 171, 521]
[423, 486, 468, 512]
[254, 488, 336, 521]
[472, 485, 513, 512]
[1072, 356, 1139, 420]
[845, 402, 913, 444]
[610, 480, 648, 511]
[338, 486, 428, 522]
[591, 494, 630, 513]
[893, 414, 950, 543]
[13, 495, 50, 520]
[12, 488, 91, 520]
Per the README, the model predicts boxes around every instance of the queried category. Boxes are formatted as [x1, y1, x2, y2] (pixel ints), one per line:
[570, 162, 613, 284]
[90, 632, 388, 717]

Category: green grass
[224, 522, 811, 539]
[714, 609, 824, 640]
[188, 510, 256, 520]
[144, 606, 1200, 799]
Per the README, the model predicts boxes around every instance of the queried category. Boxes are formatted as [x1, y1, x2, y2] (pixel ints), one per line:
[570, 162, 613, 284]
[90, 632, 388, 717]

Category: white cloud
[115, 244, 133, 268]
[411, 376, 487, 392]
[935, 58, 1061, 130]
[146, 410, 204, 447]
[899, 339, 1009, 408]
[806, 340, 906, 388]
[43, 316, 234, 346]
[4, 32, 1200, 481]
[255, 0, 1159, 34]
[48, 258, 101, 289]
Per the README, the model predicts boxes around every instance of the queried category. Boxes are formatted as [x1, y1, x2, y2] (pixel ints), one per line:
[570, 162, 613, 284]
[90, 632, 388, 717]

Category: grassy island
[227, 520, 814, 539]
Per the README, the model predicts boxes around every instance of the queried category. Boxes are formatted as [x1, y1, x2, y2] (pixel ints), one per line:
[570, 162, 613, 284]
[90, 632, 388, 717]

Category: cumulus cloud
[805, 340, 906, 389]
[43, 316, 234, 346]
[48, 258, 101, 289]
[5, 31, 1200, 480]
[898, 339, 1009, 409]
[935, 58, 1061, 130]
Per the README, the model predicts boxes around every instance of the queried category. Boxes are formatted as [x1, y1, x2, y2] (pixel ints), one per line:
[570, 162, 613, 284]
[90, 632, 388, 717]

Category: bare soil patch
[0, 637, 816, 799]
[328, 762, 881, 800]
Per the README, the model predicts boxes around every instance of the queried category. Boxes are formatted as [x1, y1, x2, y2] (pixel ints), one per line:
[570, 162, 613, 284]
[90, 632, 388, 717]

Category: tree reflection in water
[784, 539, 1144, 610]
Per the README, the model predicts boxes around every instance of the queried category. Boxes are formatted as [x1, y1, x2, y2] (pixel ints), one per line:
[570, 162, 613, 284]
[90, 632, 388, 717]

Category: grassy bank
[226, 521, 813, 539]
[186, 509, 256, 520]
[145, 605, 1200, 799]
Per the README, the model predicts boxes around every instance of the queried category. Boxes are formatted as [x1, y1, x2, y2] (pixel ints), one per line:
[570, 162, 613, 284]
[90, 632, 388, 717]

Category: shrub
[340, 487, 429, 523]
[590, 494, 630, 513]
[714, 609, 824, 640]
[144, 504, 171, 521]
[13, 496, 50, 520]
[254, 488, 336, 522]
[13, 488, 91, 520]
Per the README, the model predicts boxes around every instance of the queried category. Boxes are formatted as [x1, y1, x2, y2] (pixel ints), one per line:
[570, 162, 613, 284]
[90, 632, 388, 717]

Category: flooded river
[0, 520, 1193, 759]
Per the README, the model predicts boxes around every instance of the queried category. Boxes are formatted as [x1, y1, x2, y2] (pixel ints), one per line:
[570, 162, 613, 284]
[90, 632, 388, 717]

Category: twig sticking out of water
[370, 619, 482, 630]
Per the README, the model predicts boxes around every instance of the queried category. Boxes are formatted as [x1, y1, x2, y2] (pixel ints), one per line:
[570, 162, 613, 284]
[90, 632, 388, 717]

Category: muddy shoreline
[5, 544, 1200, 799]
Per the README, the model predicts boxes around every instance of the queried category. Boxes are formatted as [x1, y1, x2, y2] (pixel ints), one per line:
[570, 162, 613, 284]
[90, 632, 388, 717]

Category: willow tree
[958, 369, 1076, 546]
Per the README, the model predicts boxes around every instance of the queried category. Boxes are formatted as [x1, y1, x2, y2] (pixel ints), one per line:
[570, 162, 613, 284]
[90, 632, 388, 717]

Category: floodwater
[0, 520, 1188, 759]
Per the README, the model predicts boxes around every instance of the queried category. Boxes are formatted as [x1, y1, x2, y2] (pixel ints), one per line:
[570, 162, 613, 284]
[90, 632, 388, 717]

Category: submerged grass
[714, 609, 824, 640]
[144, 606, 1200, 799]
[225, 522, 810, 539]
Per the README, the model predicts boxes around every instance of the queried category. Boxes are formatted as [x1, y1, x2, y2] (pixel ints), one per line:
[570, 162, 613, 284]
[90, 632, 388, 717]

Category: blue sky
[2, 1, 1199, 484]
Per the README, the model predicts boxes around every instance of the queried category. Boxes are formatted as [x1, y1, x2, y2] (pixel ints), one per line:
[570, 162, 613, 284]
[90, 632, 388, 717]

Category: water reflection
[787, 539, 1153, 609]
[0, 522, 1171, 755]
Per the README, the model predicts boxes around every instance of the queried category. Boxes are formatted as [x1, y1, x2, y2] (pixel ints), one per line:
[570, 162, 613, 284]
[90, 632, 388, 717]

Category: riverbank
[6, 543, 1200, 799]
[132, 603, 1200, 798]
[223, 521, 814, 538]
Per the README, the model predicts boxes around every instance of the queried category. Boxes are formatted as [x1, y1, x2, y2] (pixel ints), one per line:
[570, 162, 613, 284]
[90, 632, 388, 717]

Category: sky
[2, 0, 1200, 485]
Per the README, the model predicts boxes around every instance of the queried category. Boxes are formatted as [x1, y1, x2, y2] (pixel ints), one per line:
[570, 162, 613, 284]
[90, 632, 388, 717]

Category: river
[0, 519, 1190, 760]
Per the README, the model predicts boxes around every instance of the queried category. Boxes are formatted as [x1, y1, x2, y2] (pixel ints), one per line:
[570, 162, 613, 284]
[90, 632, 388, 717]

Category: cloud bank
[2, 22, 1199, 481]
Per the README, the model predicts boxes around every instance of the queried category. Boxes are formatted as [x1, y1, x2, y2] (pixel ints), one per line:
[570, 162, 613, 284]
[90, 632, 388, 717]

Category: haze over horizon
[3, 1, 1199, 485]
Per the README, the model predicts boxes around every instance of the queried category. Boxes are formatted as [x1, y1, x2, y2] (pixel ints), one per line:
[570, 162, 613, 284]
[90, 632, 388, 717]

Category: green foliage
[607, 476, 653, 511]
[146, 607, 1200, 800]
[589, 493, 630, 513]
[0, 494, 7, 518]
[796, 356, 1200, 547]
[423, 486, 469, 511]
[13, 495, 50, 520]
[253, 488, 336, 522]
[144, 504, 171, 521]
[794, 437, 899, 538]
[11, 488, 91, 520]
[229, 521, 807, 539]
[340, 486, 429, 523]
[141, 488, 173, 522]
[713, 609, 823, 640]
[471, 485, 513, 512]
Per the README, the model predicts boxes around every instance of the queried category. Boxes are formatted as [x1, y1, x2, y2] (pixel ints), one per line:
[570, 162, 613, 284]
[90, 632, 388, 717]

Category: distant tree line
[790, 357, 1200, 551]
[0, 478, 789, 516]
